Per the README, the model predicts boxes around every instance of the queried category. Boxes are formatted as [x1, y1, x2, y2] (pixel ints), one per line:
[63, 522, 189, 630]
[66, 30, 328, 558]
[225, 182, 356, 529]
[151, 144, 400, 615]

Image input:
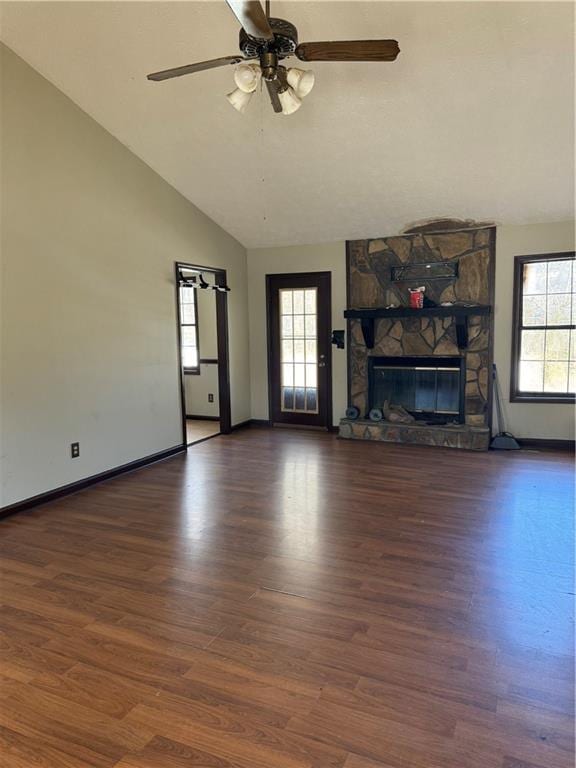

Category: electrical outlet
[208, 393, 214, 403]
[71, 442, 80, 459]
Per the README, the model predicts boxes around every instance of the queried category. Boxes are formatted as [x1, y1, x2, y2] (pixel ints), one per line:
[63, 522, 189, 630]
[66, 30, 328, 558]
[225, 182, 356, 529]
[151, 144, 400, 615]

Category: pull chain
[260, 76, 267, 227]
[262, 0, 270, 229]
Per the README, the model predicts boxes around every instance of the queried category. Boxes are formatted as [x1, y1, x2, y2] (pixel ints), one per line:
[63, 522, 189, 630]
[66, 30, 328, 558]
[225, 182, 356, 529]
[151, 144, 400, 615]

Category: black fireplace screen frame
[367, 355, 467, 423]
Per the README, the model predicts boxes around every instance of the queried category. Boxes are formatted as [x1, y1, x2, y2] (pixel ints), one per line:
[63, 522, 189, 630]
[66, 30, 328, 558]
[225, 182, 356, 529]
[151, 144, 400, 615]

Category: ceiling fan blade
[295, 40, 400, 62]
[265, 78, 282, 113]
[226, 1, 274, 40]
[147, 56, 245, 82]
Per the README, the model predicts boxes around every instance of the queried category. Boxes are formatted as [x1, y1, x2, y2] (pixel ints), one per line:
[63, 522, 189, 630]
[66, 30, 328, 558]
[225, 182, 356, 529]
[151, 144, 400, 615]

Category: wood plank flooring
[0, 427, 574, 767]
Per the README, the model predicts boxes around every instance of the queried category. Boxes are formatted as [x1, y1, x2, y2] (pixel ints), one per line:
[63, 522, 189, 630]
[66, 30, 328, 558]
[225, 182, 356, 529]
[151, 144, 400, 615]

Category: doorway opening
[175, 262, 231, 447]
[266, 272, 333, 430]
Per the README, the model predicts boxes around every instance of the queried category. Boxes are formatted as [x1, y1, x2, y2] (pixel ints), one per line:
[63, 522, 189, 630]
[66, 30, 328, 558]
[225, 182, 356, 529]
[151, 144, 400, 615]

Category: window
[511, 252, 575, 403]
[179, 284, 199, 373]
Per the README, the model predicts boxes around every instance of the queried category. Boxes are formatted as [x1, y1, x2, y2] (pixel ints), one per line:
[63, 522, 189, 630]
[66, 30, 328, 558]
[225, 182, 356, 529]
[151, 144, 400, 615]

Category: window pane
[519, 360, 543, 392]
[520, 329, 545, 361]
[305, 315, 317, 338]
[523, 261, 547, 295]
[182, 347, 198, 368]
[547, 260, 572, 293]
[293, 290, 304, 315]
[569, 363, 576, 393]
[294, 364, 305, 386]
[547, 293, 571, 326]
[305, 339, 317, 363]
[571, 330, 576, 361]
[282, 315, 293, 338]
[180, 286, 195, 304]
[305, 289, 317, 314]
[281, 290, 293, 316]
[545, 329, 570, 361]
[282, 387, 294, 410]
[293, 315, 305, 338]
[281, 339, 294, 363]
[294, 339, 305, 363]
[282, 363, 294, 387]
[544, 362, 569, 393]
[522, 295, 546, 326]
[181, 303, 196, 324]
[181, 327, 197, 346]
[294, 387, 306, 410]
[306, 389, 318, 411]
[306, 364, 317, 387]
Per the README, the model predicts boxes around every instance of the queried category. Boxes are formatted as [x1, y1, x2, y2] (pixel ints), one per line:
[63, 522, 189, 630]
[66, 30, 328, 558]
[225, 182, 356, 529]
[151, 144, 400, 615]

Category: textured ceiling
[1, 1, 574, 248]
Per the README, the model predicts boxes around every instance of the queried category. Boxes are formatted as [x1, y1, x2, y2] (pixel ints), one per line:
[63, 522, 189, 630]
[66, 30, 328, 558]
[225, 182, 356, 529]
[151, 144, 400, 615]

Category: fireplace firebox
[368, 356, 466, 424]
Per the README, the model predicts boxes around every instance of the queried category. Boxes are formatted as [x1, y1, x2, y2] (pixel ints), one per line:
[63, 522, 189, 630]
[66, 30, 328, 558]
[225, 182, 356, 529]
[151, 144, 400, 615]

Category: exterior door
[267, 272, 332, 428]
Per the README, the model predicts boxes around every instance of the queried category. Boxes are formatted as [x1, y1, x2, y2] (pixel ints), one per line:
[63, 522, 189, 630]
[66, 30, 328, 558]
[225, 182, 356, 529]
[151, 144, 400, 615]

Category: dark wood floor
[0, 427, 574, 768]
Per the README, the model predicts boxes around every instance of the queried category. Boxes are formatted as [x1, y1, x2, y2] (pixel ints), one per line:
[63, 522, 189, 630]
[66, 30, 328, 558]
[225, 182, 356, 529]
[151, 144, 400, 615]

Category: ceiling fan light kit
[286, 67, 315, 99]
[226, 86, 254, 113]
[277, 83, 302, 115]
[147, 0, 400, 117]
[233, 62, 262, 93]
[228, 61, 311, 114]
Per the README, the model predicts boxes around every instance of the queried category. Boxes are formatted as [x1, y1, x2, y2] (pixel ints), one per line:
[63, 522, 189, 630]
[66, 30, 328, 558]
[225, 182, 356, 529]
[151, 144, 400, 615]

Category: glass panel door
[267, 272, 332, 428]
[279, 288, 318, 414]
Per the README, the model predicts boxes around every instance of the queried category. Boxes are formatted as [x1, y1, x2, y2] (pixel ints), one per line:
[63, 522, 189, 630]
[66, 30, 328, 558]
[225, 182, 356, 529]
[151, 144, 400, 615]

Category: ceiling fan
[147, 0, 400, 115]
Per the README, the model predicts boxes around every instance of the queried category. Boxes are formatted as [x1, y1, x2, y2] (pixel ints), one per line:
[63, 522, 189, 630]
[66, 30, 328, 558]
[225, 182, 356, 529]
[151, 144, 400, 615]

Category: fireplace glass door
[369, 356, 465, 422]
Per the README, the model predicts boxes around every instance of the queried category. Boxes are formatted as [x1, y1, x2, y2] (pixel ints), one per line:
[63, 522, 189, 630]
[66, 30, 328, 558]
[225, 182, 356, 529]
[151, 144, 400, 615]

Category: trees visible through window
[179, 285, 199, 373]
[511, 252, 575, 402]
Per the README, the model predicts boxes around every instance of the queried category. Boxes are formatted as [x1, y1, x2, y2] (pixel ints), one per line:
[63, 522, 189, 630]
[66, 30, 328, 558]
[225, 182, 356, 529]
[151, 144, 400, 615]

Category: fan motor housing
[239, 17, 298, 59]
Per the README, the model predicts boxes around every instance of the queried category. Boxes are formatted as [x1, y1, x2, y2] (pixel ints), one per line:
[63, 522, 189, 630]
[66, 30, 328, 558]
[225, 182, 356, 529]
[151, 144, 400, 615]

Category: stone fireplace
[340, 222, 495, 450]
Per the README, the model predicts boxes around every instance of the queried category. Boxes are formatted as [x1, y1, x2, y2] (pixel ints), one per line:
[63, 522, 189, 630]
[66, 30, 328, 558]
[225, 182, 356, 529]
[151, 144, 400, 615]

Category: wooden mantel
[344, 305, 492, 349]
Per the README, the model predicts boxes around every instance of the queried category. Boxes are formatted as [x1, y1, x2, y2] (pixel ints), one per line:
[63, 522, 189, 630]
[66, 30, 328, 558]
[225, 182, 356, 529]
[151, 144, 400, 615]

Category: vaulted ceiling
[1, 1, 573, 248]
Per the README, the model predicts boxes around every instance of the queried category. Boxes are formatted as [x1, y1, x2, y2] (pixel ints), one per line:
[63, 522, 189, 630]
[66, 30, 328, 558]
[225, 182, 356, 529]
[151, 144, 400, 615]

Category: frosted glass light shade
[226, 87, 253, 113]
[278, 86, 302, 115]
[234, 63, 261, 93]
[286, 68, 315, 98]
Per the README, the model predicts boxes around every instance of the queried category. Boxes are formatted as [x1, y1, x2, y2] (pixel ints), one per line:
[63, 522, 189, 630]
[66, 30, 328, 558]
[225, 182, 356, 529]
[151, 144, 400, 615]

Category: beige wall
[494, 221, 575, 440]
[0, 45, 250, 507]
[184, 366, 219, 419]
[247, 222, 575, 439]
[247, 242, 347, 426]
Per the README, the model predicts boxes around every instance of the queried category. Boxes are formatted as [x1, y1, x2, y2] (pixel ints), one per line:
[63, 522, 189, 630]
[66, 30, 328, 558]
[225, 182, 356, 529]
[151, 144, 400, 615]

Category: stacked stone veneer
[343, 226, 495, 450]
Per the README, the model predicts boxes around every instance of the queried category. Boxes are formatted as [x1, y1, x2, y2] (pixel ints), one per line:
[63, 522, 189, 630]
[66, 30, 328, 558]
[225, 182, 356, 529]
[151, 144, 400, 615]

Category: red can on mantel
[409, 288, 424, 309]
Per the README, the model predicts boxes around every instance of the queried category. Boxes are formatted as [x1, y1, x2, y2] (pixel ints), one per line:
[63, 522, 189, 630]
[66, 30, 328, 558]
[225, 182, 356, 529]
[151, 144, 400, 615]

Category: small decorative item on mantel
[408, 286, 425, 308]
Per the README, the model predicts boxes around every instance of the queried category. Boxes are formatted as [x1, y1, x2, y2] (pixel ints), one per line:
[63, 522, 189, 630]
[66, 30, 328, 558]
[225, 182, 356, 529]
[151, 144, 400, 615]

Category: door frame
[174, 262, 232, 448]
[266, 271, 333, 430]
